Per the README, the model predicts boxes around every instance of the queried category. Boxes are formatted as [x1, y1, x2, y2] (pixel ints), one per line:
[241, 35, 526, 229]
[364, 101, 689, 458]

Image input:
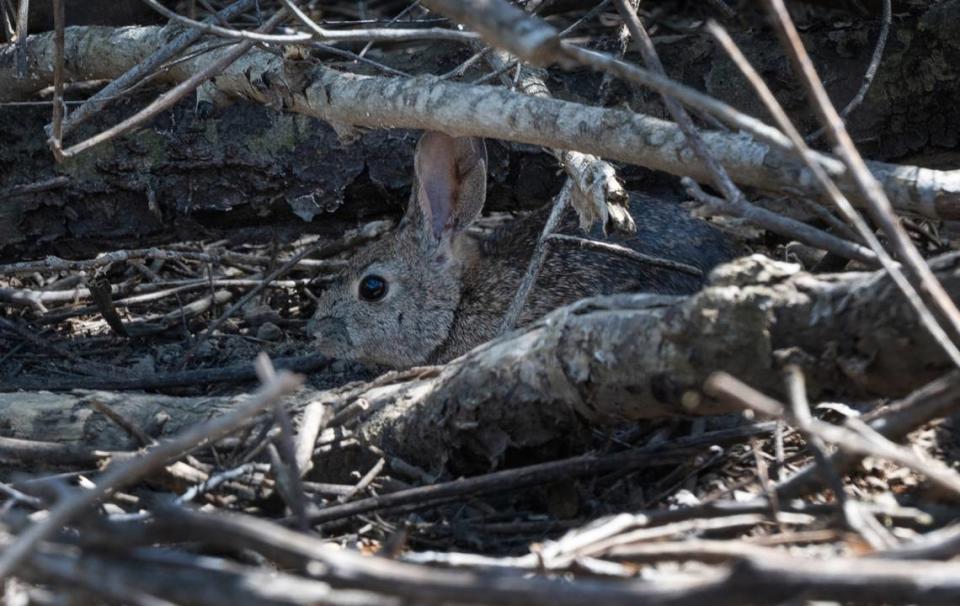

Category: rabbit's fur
[308, 131, 734, 369]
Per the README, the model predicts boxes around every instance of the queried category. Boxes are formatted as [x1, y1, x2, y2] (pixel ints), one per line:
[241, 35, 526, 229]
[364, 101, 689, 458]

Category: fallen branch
[5, 254, 960, 472]
[3, 25, 959, 218]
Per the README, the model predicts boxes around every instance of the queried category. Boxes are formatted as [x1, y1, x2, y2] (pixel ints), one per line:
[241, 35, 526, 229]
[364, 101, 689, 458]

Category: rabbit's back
[431, 194, 734, 363]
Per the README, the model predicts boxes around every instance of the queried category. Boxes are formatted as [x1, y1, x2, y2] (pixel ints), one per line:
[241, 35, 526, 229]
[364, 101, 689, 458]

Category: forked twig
[52, 9, 287, 160]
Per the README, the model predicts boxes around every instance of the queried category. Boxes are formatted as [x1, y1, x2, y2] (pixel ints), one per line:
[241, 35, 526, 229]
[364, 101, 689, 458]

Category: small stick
[260, 357, 309, 530]
[1, 0, 14, 42]
[301, 423, 772, 525]
[267, 442, 308, 530]
[498, 181, 572, 334]
[48, 0, 64, 162]
[294, 400, 331, 477]
[707, 371, 960, 500]
[0, 287, 47, 312]
[53, 0, 258, 137]
[440, 47, 491, 80]
[146, 0, 477, 44]
[174, 463, 256, 505]
[0, 176, 69, 201]
[0, 435, 109, 467]
[87, 273, 130, 338]
[13, 0, 26, 76]
[684, 179, 877, 265]
[1, 352, 329, 393]
[806, 0, 891, 142]
[357, 0, 422, 59]
[54, 10, 285, 160]
[87, 399, 154, 448]
[546, 234, 703, 277]
[338, 457, 386, 503]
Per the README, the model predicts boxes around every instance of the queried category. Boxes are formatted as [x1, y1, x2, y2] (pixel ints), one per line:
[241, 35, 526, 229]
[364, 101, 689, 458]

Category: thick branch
[2, 25, 958, 218]
[4, 254, 960, 472]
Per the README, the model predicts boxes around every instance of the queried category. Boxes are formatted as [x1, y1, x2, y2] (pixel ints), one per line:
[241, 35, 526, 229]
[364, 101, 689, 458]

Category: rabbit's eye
[358, 275, 388, 301]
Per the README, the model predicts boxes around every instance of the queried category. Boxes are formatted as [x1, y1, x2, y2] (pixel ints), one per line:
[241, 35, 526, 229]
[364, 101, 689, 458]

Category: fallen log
[2, 254, 957, 473]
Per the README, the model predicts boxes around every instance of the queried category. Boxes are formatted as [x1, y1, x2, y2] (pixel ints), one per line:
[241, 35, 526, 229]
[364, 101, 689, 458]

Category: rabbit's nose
[308, 315, 351, 345]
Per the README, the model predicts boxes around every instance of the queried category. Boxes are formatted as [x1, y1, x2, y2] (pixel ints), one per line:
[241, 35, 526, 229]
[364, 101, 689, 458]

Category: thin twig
[707, 371, 960, 499]
[294, 401, 330, 478]
[13, 0, 27, 76]
[338, 457, 386, 503]
[88, 399, 155, 448]
[54, 0, 258, 137]
[146, 0, 476, 44]
[498, 181, 572, 334]
[0, 175, 70, 201]
[684, 179, 877, 265]
[806, 0, 891, 142]
[301, 423, 772, 525]
[357, 1, 422, 59]
[48, 0, 64, 162]
[546, 234, 703, 277]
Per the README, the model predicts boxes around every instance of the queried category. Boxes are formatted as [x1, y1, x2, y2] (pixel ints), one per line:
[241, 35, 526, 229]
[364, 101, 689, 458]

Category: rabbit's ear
[411, 131, 487, 246]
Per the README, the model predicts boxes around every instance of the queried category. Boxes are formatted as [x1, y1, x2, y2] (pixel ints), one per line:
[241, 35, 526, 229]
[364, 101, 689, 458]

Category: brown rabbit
[308, 131, 734, 369]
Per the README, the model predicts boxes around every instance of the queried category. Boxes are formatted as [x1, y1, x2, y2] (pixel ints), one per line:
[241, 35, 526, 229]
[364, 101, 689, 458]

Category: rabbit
[307, 131, 734, 369]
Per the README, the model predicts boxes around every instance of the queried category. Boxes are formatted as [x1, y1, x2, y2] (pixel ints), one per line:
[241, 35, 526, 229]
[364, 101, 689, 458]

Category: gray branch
[2, 25, 958, 218]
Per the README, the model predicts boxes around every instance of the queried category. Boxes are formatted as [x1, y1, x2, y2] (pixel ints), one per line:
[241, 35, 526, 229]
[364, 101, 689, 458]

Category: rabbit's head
[308, 131, 488, 368]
